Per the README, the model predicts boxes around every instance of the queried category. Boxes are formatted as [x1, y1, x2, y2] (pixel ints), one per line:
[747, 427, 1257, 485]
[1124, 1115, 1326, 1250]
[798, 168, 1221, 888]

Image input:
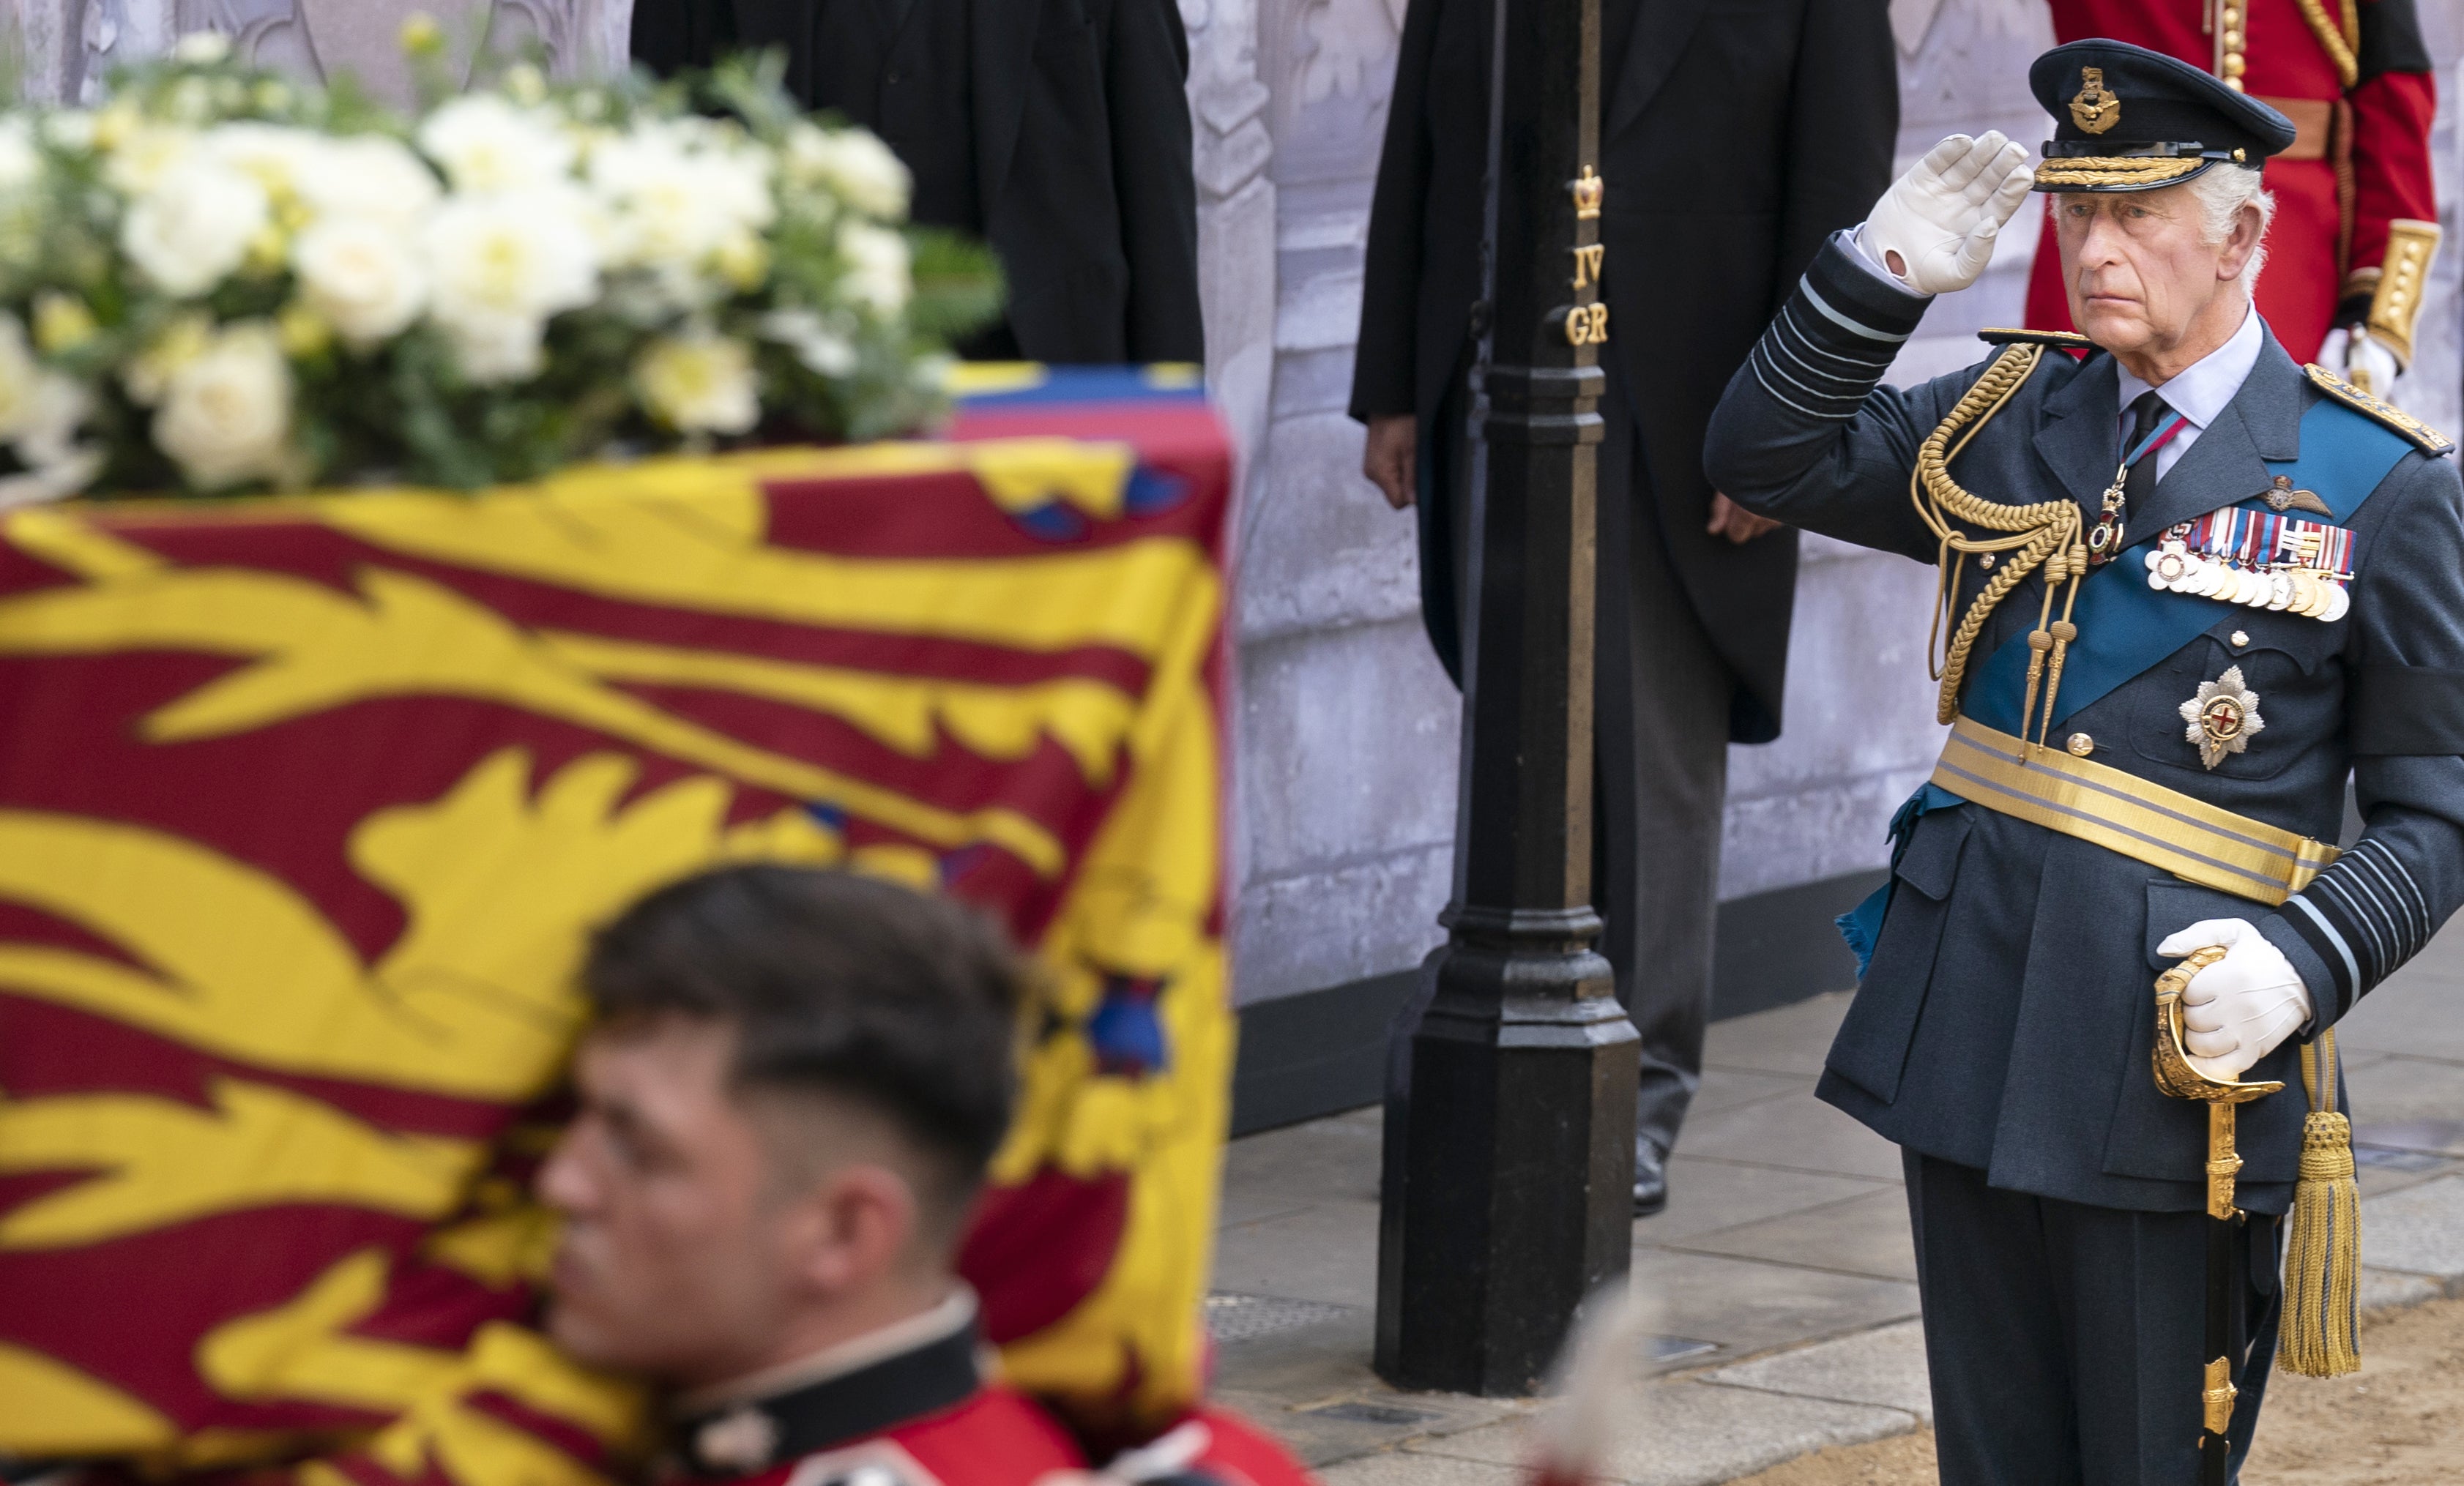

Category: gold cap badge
[2070, 67, 2121, 135]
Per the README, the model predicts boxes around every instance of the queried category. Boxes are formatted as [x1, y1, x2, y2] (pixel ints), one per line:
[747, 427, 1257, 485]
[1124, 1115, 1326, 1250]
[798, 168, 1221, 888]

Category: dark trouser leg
[1906, 1151, 2283, 1486]
[1593, 372, 1729, 1172]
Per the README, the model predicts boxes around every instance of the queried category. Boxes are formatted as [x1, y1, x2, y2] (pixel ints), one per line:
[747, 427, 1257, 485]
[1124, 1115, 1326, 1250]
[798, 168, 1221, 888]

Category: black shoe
[1632, 1135, 1670, 1217]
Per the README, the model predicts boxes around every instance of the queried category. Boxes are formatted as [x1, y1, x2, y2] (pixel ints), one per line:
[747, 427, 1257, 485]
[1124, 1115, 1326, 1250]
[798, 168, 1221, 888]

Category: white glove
[1858, 132, 2036, 296]
[2318, 326, 2404, 397]
[2157, 917, 2314, 1083]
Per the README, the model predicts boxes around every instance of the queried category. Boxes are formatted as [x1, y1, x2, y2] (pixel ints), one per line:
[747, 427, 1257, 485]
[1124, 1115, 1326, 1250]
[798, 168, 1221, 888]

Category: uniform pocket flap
[2144, 880, 2262, 971]
[1893, 807, 1973, 902]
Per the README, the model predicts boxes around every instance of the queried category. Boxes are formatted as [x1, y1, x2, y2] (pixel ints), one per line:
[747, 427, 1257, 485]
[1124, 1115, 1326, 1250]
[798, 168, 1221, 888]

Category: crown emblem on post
[1571, 165, 1604, 220]
[2070, 67, 2121, 134]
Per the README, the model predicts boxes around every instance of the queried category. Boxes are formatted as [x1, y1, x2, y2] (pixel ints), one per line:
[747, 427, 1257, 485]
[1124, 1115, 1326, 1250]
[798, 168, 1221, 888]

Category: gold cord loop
[1910, 343, 2085, 749]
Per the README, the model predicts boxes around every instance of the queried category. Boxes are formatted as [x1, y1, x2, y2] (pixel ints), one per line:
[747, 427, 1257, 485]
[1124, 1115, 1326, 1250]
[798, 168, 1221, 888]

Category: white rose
[421, 190, 600, 383]
[633, 331, 760, 435]
[42, 111, 96, 153]
[103, 124, 200, 195]
[294, 217, 428, 347]
[206, 122, 324, 200]
[835, 221, 911, 316]
[154, 321, 294, 489]
[417, 95, 576, 195]
[121, 163, 270, 298]
[173, 30, 232, 65]
[590, 122, 775, 278]
[0, 371, 100, 507]
[17, 371, 93, 464]
[294, 135, 442, 234]
[441, 314, 551, 384]
[759, 307, 857, 377]
[0, 118, 40, 193]
[784, 124, 909, 220]
[0, 313, 46, 438]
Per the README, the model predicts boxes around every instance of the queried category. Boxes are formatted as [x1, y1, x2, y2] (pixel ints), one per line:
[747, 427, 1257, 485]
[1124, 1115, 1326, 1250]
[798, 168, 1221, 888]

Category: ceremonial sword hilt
[2153, 946, 2286, 1220]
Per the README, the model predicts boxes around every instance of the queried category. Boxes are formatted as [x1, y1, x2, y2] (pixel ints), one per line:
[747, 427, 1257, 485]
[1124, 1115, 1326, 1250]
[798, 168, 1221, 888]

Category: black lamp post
[1372, 0, 1639, 1398]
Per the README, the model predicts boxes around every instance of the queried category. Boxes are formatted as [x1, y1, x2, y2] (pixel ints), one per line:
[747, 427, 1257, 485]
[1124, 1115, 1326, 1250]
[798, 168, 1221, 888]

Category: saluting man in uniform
[1705, 40, 2464, 1482]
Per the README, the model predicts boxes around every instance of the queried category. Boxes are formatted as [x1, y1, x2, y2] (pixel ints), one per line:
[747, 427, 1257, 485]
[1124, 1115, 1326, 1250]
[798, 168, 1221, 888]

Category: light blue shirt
[2114, 299, 2263, 481]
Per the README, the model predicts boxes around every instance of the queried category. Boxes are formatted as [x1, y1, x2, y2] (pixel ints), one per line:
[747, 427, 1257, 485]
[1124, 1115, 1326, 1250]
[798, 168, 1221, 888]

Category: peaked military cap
[2030, 40, 2299, 192]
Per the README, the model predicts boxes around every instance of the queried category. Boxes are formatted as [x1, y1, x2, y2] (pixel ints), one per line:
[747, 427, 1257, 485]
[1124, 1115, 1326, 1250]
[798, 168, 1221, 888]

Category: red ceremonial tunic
[2025, 0, 2437, 362]
[665, 1313, 1084, 1486]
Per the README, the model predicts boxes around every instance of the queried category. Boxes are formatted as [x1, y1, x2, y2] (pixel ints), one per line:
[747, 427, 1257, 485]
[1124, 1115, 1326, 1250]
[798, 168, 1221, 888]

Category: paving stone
[1697, 1320, 1933, 1422]
[2357, 1266, 2443, 1315]
[1669, 1188, 1918, 1283]
[1214, 1310, 1519, 1470]
[1222, 1106, 1383, 1211]
[1415, 1381, 1915, 1486]
[1209, 1198, 1380, 1308]
[2351, 1151, 2459, 1200]
[1626, 1249, 1921, 1365]
[1637, 1157, 1897, 1244]
[1689, 1067, 1809, 1118]
[2345, 1054, 2464, 1128]
[1675, 1091, 1907, 1183]
[1702, 993, 1854, 1079]
[1320, 1450, 1526, 1486]
[2357, 1173, 2464, 1280]
[2334, 922, 2464, 1061]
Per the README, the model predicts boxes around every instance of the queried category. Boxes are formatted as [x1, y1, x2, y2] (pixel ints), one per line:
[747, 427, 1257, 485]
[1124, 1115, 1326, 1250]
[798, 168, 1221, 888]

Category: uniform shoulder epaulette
[2304, 363, 2457, 455]
[1978, 327, 2096, 350]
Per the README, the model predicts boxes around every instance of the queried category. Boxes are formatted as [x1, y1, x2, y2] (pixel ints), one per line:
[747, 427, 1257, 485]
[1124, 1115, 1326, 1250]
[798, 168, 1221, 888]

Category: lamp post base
[1374, 906, 1641, 1396]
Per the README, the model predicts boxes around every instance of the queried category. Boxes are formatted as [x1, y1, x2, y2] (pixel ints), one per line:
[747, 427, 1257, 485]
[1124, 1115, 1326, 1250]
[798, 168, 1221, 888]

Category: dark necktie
[2123, 389, 2170, 509]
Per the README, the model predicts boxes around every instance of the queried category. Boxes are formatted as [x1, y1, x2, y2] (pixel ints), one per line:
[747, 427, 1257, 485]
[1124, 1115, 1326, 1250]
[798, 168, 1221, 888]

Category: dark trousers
[1905, 1152, 2284, 1485]
[1427, 367, 1730, 1158]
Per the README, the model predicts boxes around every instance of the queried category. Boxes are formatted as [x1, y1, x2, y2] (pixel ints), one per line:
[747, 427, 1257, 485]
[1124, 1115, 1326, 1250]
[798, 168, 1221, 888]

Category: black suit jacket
[634, 0, 1205, 365]
[1350, 0, 1897, 741]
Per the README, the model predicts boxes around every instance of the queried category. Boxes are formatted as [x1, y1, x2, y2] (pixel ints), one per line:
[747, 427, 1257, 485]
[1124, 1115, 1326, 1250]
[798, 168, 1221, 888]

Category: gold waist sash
[1929, 717, 2341, 906]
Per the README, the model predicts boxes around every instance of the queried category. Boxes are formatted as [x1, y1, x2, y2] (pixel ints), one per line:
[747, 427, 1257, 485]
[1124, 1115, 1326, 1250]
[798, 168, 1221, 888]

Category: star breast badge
[2181, 665, 2264, 769]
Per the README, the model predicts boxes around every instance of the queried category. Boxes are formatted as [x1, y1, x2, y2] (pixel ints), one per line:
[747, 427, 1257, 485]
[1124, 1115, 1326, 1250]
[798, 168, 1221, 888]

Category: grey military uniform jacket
[1703, 236, 2464, 1214]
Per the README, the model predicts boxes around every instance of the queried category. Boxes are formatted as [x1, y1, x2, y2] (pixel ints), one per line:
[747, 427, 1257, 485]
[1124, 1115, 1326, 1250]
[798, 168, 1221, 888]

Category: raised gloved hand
[2157, 917, 2314, 1082]
[2318, 326, 2404, 397]
[1858, 132, 2036, 296]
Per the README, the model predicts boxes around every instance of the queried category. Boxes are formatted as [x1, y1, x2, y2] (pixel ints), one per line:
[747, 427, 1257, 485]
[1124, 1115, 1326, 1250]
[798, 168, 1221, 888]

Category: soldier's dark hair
[581, 865, 1026, 1214]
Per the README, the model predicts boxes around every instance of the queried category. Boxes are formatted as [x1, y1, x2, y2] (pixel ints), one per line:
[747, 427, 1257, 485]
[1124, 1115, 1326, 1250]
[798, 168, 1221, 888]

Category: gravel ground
[1719, 1297, 2464, 1485]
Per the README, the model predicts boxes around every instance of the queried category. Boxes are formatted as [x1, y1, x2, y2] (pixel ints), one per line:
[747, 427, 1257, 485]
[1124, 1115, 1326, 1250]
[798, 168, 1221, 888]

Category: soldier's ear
[785, 1161, 923, 1299]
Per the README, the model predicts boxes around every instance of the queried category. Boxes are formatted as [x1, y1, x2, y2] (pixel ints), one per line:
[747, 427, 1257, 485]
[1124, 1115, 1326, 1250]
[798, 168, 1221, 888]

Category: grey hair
[2189, 165, 2276, 287]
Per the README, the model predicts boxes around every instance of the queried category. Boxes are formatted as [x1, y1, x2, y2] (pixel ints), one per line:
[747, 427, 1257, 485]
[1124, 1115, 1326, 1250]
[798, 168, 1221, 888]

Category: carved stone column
[1183, 0, 1278, 477]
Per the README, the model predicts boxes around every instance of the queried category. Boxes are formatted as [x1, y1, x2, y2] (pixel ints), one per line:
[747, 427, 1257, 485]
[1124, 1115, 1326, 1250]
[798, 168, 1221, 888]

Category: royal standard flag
[0, 368, 1232, 1484]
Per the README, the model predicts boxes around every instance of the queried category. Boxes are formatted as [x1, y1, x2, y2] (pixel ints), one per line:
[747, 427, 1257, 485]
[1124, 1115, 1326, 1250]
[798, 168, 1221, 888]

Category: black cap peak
[2029, 40, 2298, 192]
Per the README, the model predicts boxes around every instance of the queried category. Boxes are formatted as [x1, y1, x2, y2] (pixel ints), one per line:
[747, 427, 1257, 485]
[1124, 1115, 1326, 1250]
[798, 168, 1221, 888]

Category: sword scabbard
[2207, 1101, 2241, 1220]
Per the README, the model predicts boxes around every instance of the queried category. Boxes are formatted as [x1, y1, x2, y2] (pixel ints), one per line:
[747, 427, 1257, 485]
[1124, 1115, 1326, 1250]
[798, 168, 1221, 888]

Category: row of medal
[2143, 507, 2354, 621]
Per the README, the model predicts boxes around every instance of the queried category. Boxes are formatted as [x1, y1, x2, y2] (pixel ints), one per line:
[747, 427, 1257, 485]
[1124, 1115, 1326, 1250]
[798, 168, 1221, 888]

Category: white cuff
[1845, 223, 1920, 293]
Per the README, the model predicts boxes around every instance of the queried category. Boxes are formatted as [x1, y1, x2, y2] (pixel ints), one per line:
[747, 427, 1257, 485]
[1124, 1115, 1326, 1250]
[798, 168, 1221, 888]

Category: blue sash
[1839, 395, 2411, 979]
[1964, 395, 2411, 736]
